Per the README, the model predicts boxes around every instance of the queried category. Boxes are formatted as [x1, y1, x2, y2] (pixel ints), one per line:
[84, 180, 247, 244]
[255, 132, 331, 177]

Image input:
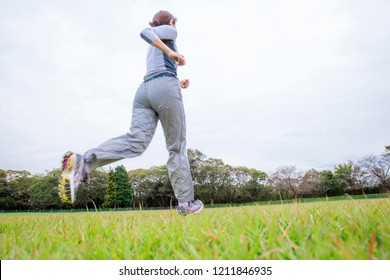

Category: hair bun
[150, 10, 176, 27]
[149, 20, 159, 27]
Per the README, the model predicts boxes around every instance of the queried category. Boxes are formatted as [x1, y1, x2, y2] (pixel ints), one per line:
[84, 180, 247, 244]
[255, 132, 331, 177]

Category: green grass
[1, 198, 389, 260]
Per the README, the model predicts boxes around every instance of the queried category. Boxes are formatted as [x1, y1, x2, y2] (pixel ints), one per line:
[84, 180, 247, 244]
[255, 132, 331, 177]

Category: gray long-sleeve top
[140, 25, 178, 79]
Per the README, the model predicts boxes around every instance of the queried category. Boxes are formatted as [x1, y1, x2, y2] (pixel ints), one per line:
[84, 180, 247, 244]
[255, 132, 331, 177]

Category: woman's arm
[140, 26, 185, 65]
[151, 38, 185, 66]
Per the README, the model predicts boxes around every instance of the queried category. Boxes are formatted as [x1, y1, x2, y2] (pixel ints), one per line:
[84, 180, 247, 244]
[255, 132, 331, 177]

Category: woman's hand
[150, 38, 186, 65]
[168, 51, 186, 66]
[180, 79, 190, 89]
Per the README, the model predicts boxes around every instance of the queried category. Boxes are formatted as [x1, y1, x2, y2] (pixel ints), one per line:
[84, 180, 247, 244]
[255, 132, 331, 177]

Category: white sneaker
[58, 151, 85, 204]
[177, 200, 204, 216]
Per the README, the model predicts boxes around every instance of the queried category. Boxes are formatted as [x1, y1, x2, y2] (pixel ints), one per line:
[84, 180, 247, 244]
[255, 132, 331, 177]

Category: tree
[333, 161, 366, 194]
[233, 167, 269, 202]
[318, 170, 338, 196]
[73, 169, 109, 209]
[268, 166, 302, 199]
[0, 170, 15, 210]
[196, 158, 232, 206]
[360, 146, 390, 192]
[128, 168, 152, 208]
[299, 169, 322, 198]
[103, 169, 118, 208]
[384, 145, 390, 157]
[103, 166, 132, 208]
[29, 169, 62, 209]
[5, 170, 33, 209]
[148, 166, 172, 207]
[129, 166, 173, 208]
[246, 168, 270, 201]
[115, 165, 132, 208]
[187, 149, 207, 185]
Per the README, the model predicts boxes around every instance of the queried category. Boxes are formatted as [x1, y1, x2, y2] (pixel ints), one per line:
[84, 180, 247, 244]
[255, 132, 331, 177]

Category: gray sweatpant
[83, 76, 194, 203]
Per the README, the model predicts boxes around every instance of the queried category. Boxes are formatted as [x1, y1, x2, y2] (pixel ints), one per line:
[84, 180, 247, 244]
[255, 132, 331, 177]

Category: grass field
[1, 197, 389, 260]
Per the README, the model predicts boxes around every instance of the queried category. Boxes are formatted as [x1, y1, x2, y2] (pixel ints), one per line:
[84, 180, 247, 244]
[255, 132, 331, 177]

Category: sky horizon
[1, 0, 389, 175]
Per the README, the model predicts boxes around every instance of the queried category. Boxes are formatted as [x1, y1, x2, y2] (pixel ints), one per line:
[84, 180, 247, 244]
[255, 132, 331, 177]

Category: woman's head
[149, 10, 176, 27]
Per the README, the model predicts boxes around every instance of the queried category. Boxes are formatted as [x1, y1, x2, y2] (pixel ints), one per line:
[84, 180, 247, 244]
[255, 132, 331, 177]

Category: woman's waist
[143, 71, 177, 83]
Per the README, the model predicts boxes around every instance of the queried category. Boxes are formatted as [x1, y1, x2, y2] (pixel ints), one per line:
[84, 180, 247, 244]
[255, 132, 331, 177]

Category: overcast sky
[1, 0, 389, 175]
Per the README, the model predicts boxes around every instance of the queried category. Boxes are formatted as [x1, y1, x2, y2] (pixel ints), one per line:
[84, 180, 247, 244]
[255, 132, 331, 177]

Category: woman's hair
[149, 10, 176, 27]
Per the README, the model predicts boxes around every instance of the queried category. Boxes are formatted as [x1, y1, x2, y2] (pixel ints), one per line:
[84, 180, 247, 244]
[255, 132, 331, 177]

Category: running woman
[58, 11, 203, 216]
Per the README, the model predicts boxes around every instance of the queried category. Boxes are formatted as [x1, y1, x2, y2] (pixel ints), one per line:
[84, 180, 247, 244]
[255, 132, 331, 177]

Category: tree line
[0, 146, 389, 210]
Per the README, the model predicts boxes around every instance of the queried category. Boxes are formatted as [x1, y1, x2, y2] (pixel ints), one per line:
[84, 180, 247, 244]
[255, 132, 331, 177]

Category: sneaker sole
[58, 152, 75, 204]
[193, 201, 204, 214]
